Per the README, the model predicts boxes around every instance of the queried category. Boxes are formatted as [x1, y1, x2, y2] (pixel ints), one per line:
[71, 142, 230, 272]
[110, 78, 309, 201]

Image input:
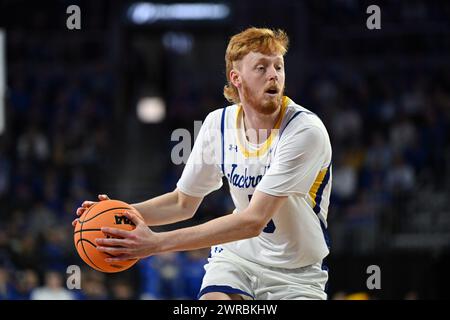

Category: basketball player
[73, 27, 332, 300]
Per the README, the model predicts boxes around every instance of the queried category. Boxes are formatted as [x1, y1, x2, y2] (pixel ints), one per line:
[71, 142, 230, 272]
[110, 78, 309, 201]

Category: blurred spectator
[16, 125, 50, 162]
[79, 273, 108, 300]
[41, 227, 71, 272]
[365, 133, 392, 171]
[13, 269, 39, 300]
[30, 271, 75, 300]
[331, 105, 362, 144]
[386, 154, 416, 193]
[389, 116, 417, 154]
[0, 267, 16, 299]
[27, 201, 57, 237]
[110, 280, 135, 300]
[9, 233, 41, 271]
[332, 153, 358, 204]
[139, 253, 186, 299]
[181, 249, 209, 299]
[0, 146, 10, 201]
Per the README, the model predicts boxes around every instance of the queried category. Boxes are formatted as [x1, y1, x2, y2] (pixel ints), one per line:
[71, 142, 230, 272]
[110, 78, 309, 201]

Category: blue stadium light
[127, 2, 230, 24]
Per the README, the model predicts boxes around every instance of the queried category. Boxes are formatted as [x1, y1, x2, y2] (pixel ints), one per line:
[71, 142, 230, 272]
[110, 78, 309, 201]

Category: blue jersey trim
[281, 111, 303, 135]
[274, 109, 314, 155]
[220, 107, 227, 175]
[279, 109, 315, 138]
[313, 164, 331, 214]
[198, 285, 254, 300]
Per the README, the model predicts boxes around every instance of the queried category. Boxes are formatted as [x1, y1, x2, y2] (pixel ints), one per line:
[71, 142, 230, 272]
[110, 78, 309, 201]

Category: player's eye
[256, 65, 265, 72]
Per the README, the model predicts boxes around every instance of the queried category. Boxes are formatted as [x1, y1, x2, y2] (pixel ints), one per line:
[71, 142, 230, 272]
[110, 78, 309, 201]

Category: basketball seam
[74, 228, 101, 234]
[76, 238, 98, 247]
[79, 203, 103, 271]
[77, 238, 116, 258]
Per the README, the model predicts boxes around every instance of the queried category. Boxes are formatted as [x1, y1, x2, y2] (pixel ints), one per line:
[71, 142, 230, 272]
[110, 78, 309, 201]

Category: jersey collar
[235, 96, 290, 158]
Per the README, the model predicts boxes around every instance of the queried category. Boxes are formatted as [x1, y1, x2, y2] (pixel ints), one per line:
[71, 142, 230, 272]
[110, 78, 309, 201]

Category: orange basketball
[74, 199, 143, 273]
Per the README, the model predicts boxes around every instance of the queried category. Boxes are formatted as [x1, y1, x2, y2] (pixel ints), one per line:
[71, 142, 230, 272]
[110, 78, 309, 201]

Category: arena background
[0, 0, 449, 300]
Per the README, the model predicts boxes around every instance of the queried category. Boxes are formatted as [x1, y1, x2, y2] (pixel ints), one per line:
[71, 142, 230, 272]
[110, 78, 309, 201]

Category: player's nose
[266, 65, 279, 81]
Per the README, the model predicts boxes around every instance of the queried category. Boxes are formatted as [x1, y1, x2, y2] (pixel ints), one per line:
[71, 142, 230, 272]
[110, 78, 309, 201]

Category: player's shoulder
[283, 97, 327, 132]
[203, 103, 238, 126]
[280, 97, 331, 147]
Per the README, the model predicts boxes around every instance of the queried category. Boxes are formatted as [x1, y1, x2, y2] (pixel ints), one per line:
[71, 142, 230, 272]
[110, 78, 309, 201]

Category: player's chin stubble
[242, 81, 283, 115]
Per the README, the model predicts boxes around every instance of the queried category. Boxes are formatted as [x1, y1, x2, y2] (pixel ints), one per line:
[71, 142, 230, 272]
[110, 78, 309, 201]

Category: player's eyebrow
[254, 56, 284, 65]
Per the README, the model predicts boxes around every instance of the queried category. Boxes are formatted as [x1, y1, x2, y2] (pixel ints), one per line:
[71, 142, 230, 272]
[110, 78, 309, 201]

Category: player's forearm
[155, 211, 263, 253]
[132, 190, 198, 226]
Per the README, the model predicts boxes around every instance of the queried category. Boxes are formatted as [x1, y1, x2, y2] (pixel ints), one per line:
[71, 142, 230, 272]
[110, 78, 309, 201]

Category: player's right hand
[72, 194, 110, 227]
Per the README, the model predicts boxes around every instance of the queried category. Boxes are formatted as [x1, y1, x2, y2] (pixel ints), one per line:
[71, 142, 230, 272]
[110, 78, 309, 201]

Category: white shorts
[198, 247, 329, 300]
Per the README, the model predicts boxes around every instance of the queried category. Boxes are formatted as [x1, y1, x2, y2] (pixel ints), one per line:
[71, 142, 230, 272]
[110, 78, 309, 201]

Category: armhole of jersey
[220, 107, 227, 175]
[313, 162, 332, 214]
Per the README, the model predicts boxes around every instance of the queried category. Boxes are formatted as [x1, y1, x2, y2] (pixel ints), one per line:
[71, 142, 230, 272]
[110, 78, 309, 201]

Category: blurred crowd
[309, 70, 450, 253]
[0, 28, 213, 299]
[1, 0, 450, 300]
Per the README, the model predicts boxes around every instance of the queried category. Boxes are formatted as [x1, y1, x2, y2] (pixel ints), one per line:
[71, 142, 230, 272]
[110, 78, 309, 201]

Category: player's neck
[241, 103, 281, 144]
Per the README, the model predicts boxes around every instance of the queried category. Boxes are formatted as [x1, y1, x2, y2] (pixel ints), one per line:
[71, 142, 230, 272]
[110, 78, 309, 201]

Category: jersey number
[248, 194, 276, 233]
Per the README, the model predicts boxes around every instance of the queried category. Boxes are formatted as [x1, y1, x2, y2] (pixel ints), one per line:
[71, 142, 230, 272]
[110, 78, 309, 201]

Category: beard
[241, 79, 284, 115]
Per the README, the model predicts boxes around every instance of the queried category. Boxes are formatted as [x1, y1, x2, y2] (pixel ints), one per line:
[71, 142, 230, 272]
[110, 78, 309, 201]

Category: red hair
[223, 27, 289, 104]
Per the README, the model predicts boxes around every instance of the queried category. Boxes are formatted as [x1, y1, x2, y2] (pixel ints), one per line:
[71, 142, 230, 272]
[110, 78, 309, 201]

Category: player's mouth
[264, 87, 279, 96]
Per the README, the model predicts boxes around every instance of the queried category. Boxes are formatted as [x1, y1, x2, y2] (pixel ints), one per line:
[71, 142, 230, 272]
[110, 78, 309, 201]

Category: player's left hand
[95, 211, 160, 262]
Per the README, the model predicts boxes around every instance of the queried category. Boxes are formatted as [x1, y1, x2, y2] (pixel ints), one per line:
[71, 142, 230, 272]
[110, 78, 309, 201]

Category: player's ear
[230, 69, 241, 88]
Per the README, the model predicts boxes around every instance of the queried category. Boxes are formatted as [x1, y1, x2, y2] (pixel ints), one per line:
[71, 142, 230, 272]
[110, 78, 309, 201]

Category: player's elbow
[243, 216, 267, 238]
[178, 201, 196, 220]
[251, 221, 267, 237]
[175, 189, 201, 219]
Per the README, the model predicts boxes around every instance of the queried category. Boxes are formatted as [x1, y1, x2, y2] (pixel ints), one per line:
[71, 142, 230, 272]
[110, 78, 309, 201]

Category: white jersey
[177, 96, 332, 269]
